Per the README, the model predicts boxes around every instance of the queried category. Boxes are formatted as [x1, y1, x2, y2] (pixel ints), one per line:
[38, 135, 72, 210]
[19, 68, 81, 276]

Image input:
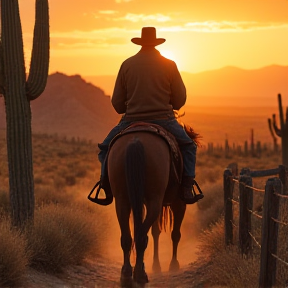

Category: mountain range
[85, 65, 288, 106]
[0, 65, 287, 143]
[0, 73, 119, 144]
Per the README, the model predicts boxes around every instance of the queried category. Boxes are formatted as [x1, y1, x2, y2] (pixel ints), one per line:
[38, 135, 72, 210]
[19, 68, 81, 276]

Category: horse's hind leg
[169, 199, 186, 272]
[115, 200, 133, 285]
[133, 199, 162, 284]
[151, 215, 162, 273]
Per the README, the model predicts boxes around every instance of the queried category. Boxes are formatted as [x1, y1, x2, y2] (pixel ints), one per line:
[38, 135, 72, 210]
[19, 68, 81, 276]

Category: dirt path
[24, 256, 211, 288]
[23, 207, 213, 287]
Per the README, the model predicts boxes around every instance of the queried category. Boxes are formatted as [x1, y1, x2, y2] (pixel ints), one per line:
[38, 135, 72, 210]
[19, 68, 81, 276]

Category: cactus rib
[26, 0, 50, 100]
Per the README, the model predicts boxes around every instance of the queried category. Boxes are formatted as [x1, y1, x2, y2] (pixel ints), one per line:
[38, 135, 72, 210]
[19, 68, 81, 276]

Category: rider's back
[111, 47, 186, 117]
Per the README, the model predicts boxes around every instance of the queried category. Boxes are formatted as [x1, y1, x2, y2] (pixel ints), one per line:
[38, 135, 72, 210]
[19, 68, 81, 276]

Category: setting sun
[159, 49, 176, 61]
[18, 0, 288, 77]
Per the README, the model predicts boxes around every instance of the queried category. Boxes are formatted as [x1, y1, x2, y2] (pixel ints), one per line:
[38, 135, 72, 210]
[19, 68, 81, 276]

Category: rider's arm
[169, 62, 186, 110]
[111, 64, 127, 114]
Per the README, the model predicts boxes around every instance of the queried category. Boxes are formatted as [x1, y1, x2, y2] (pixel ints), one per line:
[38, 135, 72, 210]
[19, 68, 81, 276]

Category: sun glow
[159, 49, 177, 61]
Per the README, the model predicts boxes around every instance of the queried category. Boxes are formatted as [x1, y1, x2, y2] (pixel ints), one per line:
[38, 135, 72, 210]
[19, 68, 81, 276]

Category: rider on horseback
[95, 27, 203, 205]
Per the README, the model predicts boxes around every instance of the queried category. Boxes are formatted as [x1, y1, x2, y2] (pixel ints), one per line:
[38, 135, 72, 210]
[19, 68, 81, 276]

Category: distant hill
[84, 65, 288, 107]
[0, 72, 120, 143]
[182, 65, 288, 106]
[0, 66, 287, 144]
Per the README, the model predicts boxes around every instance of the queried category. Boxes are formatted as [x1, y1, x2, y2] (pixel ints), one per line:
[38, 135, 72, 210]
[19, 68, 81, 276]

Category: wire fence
[224, 163, 288, 288]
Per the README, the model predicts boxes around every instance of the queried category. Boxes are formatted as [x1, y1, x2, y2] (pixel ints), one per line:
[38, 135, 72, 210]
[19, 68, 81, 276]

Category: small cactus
[268, 118, 278, 153]
[0, 0, 49, 227]
[269, 94, 288, 167]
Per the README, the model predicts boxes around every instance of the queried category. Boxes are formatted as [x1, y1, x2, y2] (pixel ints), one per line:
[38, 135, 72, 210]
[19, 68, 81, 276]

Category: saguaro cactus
[269, 94, 288, 167]
[0, 0, 49, 227]
[268, 118, 278, 153]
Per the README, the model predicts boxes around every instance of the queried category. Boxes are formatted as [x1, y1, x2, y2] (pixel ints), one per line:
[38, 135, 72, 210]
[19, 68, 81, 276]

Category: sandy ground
[23, 256, 211, 288]
[21, 201, 214, 287]
[22, 218, 211, 288]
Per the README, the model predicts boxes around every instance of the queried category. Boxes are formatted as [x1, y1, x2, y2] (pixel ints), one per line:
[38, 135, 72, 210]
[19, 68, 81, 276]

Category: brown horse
[107, 125, 198, 286]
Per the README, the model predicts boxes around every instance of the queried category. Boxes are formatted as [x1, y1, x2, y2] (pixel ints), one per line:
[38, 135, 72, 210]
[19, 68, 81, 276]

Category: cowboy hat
[131, 27, 166, 46]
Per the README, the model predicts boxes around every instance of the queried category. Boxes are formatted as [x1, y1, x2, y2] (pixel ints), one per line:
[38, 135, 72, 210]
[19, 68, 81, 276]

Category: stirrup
[88, 180, 113, 206]
[190, 180, 204, 203]
[180, 180, 204, 204]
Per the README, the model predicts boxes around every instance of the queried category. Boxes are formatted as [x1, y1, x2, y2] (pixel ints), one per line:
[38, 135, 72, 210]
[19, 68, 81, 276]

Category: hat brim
[131, 38, 166, 46]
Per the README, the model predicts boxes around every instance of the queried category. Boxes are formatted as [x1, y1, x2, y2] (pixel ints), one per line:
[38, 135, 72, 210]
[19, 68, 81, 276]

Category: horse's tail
[160, 205, 174, 232]
[125, 137, 145, 242]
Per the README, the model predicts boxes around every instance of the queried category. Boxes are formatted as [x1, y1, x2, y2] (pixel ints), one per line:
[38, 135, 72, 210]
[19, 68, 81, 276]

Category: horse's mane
[174, 111, 202, 147]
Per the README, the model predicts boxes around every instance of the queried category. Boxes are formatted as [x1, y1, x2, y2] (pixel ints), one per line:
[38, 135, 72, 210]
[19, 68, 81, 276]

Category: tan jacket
[111, 47, 186, 117]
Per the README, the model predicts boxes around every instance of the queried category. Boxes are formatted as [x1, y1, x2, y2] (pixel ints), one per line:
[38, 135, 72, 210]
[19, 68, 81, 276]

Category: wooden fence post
[239, 174, 253, 255]
[224, 168, 233, 246]
[259, 177, 283, 288]
[278, 164, 288, 194]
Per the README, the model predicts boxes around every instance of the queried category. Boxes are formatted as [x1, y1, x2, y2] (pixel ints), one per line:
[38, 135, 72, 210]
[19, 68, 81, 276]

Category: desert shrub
[34, 185, 76, 206]
[74, 166, 88, 178]
[0, 218, 29, 287]
[197, 218, 259, 287]
[34, 174, 44, 184]
[65, 174, 76, 186]
[276, 199, 288, 284]
[53, 175, 66, 190]
[194, 180, 224, 231]
[26, 204, 104, 273]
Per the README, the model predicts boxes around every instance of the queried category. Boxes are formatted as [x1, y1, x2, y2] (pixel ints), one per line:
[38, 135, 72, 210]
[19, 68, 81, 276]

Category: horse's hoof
[133, 268, 149, 284]
[120, 276, 133, 288]
[120, 265, 133, 287]
[121, 264, 133, 277]
[169, 259, 180, 272]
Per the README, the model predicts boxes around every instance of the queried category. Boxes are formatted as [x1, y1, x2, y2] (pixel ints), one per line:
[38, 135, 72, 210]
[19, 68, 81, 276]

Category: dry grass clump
[0, 218, 30, 287]
[276, 199, 288, 284]
[26, 204, 103, 273]
[197, 218, 260, 287]
[193, 180, 224, 231]
[34, 185, 77, 206]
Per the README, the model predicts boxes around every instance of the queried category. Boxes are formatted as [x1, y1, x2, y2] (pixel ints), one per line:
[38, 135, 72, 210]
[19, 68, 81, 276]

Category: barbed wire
[248, 231, 261, 249]
[247, 208, 262, 220]
[271, 216, 288, 226]
[274, 192, 288, 199]
[271, 253, 288, 267]
[244, 184, 265, 193]
[230, 198, 239, 205]
[230, 177, 265, 193]
[230, 219, 237, 228]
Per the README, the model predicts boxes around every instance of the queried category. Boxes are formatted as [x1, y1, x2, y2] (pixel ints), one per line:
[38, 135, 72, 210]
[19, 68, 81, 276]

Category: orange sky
[19, 0, 288, 76]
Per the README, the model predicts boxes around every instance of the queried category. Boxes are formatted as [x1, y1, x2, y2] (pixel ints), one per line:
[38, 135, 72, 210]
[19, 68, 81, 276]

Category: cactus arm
[26, 0, 49, 101]
[278, 93, 285, 131]
[272, 114, 282, 137]
[268, 118, 277, 140]
[1, 0, 26, 89]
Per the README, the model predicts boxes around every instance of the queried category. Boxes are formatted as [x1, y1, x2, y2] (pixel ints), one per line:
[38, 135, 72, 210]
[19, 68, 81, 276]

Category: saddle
[88, 122, 204, 206]
[88, 122, 183, 205]
[108, 122, 183, 186]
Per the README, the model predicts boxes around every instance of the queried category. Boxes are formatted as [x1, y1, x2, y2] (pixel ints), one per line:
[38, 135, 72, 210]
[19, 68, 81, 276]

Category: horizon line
[48, 63, 288, 77]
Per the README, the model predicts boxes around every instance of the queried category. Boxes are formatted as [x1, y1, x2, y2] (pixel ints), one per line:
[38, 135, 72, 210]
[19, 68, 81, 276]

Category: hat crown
[141, 27, 157, 41]
[131, 27, 165, 46]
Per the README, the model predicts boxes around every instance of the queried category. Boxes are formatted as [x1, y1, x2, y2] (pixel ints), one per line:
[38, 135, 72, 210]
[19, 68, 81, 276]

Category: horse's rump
[107, 131, 171, 200]
[107, 123, 183, 195]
